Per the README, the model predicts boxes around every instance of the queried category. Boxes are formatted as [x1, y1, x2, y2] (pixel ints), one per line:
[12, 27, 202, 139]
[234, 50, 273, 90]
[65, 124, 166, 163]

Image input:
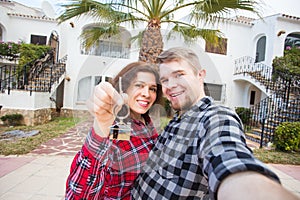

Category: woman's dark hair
[111, 61, 162, 105]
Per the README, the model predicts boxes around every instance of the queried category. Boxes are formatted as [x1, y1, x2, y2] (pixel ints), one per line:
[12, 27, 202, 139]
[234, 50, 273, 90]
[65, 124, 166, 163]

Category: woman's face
[126, 72, 157, 117]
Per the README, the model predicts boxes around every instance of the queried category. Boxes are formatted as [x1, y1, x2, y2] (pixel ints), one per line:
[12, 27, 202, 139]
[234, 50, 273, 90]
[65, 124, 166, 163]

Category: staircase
[0, 50, 67, 95]
[234, 56, 300, 147]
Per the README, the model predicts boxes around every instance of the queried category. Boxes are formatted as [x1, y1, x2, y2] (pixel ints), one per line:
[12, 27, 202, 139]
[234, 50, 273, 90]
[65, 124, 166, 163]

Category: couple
[65, 47, 298, 200]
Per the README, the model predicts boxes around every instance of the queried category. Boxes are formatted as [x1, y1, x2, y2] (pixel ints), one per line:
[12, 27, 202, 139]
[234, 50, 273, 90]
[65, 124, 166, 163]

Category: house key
[102, 76, 132, 140]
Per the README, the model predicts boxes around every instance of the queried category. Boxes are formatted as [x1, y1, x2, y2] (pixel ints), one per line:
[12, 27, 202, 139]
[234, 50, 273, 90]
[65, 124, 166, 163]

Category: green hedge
[235, 107, 252, 125]
[274, 122, 300, 152]
[0, 113, 24, 126]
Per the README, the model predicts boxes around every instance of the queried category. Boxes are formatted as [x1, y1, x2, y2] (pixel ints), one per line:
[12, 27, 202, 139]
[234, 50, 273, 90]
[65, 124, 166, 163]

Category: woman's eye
[135, 83, 143, 88]
[150, 87, 157, 92]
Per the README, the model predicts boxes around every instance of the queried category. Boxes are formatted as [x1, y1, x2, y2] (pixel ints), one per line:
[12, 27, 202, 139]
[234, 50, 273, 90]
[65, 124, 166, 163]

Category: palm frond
[191, 0, 258, 24]
[57, 0, 107, 22]
[130, 30, 145, 47]
[80, 24, 120, 49]
[169, 24, 223, 44]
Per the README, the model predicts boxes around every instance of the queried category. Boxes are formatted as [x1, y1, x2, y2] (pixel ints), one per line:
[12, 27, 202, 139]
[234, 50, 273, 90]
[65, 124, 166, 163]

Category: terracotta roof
[7, 12, 56, 21]
[281, 13, 300, 21]
[220, 16, 254, 26]
[1, 0, 57, 21]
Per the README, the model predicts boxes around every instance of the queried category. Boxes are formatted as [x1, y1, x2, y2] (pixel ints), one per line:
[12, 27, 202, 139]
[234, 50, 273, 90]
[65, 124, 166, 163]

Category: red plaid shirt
[65, 116, 158, 200]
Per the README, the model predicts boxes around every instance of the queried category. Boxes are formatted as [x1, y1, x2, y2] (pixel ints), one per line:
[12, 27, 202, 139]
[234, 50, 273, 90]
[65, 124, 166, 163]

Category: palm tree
[58, 0, 257, 64]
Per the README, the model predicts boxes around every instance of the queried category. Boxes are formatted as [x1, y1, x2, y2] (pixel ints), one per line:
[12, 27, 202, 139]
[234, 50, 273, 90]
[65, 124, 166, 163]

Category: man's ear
[198, 69, 206, 80]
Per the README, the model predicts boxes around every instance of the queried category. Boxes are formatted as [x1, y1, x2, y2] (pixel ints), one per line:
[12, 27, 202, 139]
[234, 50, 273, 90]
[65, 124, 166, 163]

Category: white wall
[0, 90, 54, 110]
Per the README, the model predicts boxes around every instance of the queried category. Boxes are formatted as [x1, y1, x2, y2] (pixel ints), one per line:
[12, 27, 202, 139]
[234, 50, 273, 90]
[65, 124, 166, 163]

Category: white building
[0, 0, 299, 127]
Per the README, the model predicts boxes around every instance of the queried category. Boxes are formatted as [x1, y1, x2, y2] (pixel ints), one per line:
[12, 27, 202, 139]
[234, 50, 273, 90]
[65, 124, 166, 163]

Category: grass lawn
[0, 116, 299, 165]
[253, 148, 300, 165]
[0, 117, 83, 155]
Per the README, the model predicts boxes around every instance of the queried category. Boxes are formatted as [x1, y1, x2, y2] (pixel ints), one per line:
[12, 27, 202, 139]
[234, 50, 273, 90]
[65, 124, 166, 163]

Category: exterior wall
[0, 108, 52, 126]
[0, 2, 60, 125]
[0, 90, 56, 125]
[205, 21, 254, 108]
[60, 14, 300, 112]
[0, 90, 55, 110]
[0, 3, 58, 43]
[1, 0, 300, 125]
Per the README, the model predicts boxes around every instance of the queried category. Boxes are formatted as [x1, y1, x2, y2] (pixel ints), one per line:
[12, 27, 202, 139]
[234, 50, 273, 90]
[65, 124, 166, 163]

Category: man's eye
[161, 79, 168, 84]
[175, 73, 184, 78]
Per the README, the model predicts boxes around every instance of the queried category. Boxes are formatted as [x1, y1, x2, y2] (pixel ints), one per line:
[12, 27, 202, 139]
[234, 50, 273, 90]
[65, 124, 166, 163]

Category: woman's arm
[65, 128, 111, 199]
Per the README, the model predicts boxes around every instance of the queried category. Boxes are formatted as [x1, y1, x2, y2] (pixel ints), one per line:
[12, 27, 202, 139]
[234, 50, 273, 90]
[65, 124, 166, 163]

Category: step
[245, 132, 261, 140]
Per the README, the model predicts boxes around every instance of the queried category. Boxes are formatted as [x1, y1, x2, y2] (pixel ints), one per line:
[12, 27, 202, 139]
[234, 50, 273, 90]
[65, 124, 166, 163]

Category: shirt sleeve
[65, 128, 110, 199]
[199, 107, 280, 200]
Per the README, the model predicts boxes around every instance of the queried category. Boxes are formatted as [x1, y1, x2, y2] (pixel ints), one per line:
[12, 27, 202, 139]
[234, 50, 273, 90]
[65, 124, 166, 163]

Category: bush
[235, 107, 252, 125]
[18, 43, 51, 67]
[0, 113, 24, 126]
[274, 122, 300, 152]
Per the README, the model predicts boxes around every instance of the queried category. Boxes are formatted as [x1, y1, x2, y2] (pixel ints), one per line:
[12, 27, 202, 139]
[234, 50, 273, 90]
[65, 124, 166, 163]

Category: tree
[58, 0, 258, 64]
[272, 47, 300, 82]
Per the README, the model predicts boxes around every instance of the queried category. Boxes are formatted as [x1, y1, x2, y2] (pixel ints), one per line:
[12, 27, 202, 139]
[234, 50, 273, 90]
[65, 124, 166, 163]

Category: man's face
[159, 60, 204, 112]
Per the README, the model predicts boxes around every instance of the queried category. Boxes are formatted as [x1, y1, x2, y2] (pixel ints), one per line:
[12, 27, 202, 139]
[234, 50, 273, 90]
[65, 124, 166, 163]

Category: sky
[13, 0, 300, 18]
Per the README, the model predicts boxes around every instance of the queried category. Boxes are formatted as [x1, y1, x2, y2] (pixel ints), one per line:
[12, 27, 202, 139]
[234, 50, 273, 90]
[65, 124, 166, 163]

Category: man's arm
[218, 171, 299, 200]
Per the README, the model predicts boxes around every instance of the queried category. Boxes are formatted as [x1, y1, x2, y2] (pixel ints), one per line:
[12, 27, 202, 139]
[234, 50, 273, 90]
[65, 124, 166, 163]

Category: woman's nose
[141, 86, 150, 96]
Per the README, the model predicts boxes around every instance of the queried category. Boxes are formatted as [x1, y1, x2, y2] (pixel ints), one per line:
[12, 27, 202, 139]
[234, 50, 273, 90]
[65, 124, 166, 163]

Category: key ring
[102, 76, 132, 140]
[112, 77, 130, 120]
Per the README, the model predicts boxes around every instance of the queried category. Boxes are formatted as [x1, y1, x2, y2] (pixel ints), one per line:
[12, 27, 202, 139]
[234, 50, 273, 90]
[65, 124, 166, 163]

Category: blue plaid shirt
[132, 97, 280, 200]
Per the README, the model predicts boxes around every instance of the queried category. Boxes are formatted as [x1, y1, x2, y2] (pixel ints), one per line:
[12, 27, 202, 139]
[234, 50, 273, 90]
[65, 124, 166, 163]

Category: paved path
[0, 119, 299, 199]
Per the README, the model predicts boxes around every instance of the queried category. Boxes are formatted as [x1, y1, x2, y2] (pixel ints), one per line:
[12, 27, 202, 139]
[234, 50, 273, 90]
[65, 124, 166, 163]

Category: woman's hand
[86, 82, 124, 137]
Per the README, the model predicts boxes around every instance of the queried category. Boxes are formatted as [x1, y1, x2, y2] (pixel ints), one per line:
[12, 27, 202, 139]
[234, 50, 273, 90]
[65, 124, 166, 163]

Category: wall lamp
[65, 76, 71, 81]
[277, 30, 286, 37]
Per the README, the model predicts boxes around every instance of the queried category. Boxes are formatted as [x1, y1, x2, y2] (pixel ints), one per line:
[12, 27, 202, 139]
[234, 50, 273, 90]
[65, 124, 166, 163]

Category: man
[131, 47, 299, 200]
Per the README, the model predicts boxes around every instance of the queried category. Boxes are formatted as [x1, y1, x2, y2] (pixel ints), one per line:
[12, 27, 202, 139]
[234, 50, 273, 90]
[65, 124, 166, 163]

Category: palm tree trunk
[139, 20, 163, 65]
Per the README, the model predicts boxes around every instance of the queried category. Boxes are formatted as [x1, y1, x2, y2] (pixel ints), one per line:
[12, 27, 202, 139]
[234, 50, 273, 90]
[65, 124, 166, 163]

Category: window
[0, 26, 3, 41]
[95, 76, 112, 85]
[77, 76, 112, 102]
[250, 91, 256, 105]
[81, 24, 131, 58]
[285, 34, 300, 49]
[205, 83, 223, 101]
[205, 37, 227, 55]
[77, 76, 91, 101]
[255, 36, 266, 62]
[30, 35, 47, 45]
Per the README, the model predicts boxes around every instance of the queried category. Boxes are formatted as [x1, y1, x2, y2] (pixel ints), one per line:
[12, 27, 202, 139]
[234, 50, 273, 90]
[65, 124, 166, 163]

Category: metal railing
[234, 56, 300, 147]
[0, 50, 66, 95]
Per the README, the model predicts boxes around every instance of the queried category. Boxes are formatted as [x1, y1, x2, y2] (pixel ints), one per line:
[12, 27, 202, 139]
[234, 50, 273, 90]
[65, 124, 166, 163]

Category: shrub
[18, 43, 51, 67]
[0, 113, 24, 126]
[272, 47, 300, 81]
[0, 41, 51, 70]
[235, 107, 252, 125]
[274, 122, 300, 152]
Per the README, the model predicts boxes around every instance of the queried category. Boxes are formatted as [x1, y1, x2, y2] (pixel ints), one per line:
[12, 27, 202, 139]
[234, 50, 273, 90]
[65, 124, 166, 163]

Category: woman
[65, 61, 162, 200]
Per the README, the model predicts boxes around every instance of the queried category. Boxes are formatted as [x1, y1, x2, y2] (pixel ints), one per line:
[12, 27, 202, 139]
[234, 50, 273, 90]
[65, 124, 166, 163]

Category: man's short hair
[157, 47, 202, 71]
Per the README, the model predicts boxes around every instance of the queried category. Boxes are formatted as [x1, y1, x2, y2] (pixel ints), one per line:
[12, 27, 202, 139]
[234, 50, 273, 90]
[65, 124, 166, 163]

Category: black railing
[234, 56, 300, 147]
[0, 50, 66, 95]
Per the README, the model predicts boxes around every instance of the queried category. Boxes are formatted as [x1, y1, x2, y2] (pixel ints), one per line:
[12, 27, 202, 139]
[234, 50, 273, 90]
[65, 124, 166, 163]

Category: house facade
[0, 0, 299, 131]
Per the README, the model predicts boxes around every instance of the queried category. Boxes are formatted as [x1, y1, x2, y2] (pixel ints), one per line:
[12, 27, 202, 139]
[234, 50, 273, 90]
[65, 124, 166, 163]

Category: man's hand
[218, 171, 299, 200]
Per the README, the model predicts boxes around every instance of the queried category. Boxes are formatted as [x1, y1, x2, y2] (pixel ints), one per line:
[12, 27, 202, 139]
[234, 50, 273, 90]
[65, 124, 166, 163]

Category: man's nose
[166, 77, 178, 88]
